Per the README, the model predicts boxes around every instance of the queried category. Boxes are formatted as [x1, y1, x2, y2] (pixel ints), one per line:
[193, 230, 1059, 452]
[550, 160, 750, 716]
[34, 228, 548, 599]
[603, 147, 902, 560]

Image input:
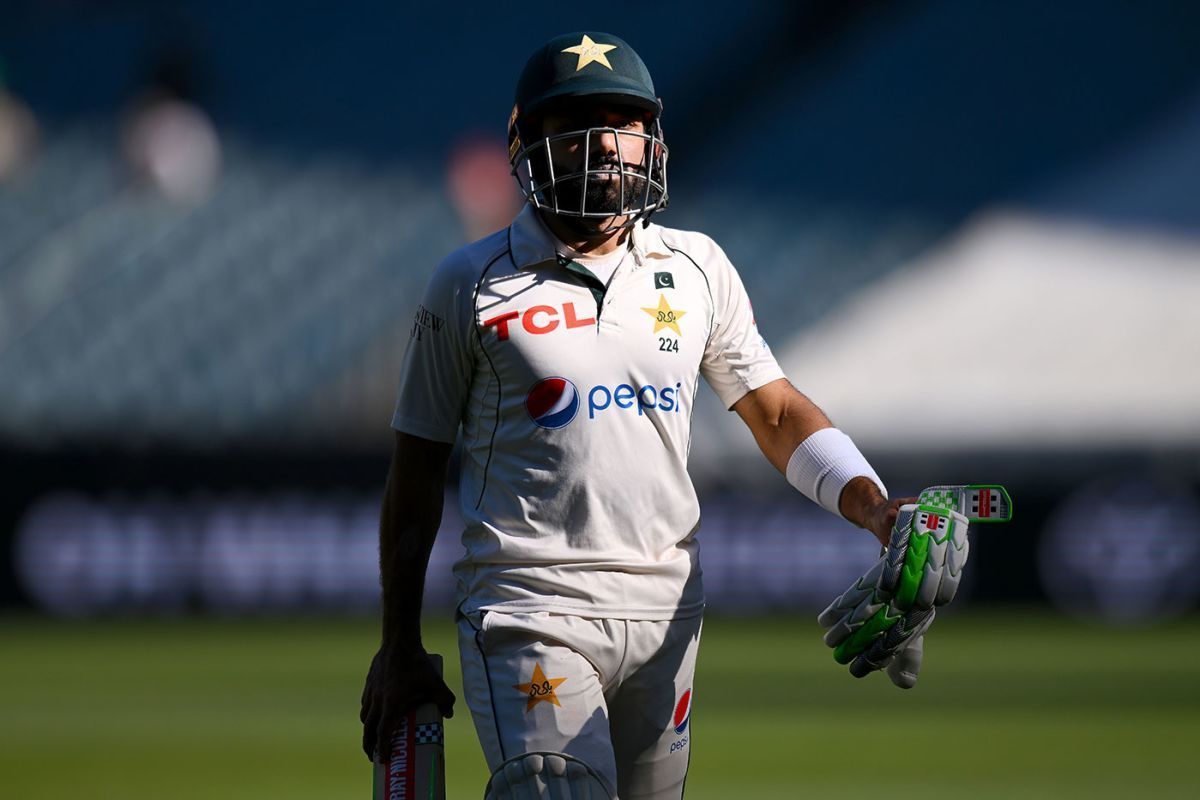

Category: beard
[552, 166, 658, 216]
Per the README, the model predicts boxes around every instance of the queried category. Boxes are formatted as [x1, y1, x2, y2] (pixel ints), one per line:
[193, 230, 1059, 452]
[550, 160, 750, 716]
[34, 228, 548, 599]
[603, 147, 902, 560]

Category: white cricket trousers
[458, 609, 703, 799]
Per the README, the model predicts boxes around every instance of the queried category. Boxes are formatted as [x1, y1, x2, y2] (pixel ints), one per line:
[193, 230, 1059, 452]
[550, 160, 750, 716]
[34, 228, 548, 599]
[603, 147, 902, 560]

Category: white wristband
[785, 428, 887, 520]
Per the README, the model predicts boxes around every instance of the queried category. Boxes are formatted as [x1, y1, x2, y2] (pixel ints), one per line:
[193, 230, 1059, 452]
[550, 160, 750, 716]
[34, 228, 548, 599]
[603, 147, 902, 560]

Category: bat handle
[373, 654, 447, 800]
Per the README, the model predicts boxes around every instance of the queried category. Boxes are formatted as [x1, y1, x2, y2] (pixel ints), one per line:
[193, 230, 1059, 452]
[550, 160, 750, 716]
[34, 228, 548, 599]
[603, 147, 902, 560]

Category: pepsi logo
[526, 377, 580, 429]
[672, 689, 691, 735]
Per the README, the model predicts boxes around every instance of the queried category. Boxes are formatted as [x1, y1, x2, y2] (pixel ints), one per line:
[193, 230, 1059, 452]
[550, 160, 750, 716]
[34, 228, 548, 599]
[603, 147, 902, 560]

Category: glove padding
[818, 502, 971, 688]
[878, 504, 971, 611]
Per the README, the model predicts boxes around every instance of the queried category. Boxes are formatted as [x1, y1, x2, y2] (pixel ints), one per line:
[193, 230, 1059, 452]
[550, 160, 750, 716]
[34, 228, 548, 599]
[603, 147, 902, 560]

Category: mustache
[586, 157, 646, 174]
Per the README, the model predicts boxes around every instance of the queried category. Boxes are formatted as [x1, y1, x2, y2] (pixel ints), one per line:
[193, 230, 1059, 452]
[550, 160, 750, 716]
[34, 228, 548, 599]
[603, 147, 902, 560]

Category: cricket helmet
[507, 31, 669, 228]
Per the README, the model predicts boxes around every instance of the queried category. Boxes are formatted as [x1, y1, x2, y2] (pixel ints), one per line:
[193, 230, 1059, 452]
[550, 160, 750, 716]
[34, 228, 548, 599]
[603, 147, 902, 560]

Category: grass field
[2, 611, 1198, 799]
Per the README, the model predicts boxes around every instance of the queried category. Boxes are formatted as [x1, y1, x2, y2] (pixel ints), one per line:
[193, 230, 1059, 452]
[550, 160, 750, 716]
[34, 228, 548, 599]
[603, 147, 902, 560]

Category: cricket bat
[373, 654, 446, 800]
[917, 484, 1013, 522]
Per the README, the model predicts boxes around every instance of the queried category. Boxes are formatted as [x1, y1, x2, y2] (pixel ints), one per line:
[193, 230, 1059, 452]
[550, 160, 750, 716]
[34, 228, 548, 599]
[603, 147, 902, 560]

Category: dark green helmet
[508, 32, 669, 228]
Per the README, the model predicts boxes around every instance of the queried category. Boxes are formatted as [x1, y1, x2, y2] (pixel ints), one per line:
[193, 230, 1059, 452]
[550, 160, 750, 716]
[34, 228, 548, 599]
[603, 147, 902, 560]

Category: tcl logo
[482, 302, 595, 341]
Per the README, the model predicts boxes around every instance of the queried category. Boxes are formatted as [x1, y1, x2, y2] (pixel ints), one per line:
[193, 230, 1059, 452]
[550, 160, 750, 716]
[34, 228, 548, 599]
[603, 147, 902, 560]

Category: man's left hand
[836, 477, 918, 548]
[862, 495, 919, 548]
[818, 496, 974, 688]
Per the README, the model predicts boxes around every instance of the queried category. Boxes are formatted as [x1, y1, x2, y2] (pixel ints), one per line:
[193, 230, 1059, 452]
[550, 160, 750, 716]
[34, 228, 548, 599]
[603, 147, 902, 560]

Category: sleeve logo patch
[410, 305, 445, 341]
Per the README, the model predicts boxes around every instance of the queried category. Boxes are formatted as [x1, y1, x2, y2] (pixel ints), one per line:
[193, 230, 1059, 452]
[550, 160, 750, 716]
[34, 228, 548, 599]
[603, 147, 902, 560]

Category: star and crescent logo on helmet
[561, 34, 618, 71]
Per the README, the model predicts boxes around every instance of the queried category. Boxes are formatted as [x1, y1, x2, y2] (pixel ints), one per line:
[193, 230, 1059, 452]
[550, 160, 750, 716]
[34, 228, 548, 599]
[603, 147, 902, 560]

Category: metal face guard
[511, 124, 669, 229]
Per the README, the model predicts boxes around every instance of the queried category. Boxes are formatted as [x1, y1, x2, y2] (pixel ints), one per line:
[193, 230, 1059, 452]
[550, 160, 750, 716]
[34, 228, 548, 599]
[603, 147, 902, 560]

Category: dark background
[2, 0, 1198, 621]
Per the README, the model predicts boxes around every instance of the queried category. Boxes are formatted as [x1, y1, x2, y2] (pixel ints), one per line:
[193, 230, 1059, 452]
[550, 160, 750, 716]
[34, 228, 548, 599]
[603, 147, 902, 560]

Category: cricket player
[360, 31, 919, 799]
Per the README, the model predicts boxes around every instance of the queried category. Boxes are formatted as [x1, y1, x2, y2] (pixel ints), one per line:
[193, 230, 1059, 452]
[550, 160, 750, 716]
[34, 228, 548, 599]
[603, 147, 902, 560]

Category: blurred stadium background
[1, 1, 1198, 797]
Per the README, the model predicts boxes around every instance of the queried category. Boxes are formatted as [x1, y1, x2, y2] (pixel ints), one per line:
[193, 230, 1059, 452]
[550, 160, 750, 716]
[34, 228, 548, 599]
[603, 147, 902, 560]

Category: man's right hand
[360, 646, 456, 761]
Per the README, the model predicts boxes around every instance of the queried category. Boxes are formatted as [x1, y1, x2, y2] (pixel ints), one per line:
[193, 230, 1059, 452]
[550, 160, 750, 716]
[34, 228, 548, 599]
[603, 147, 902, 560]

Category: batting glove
[818, 485, 1010, 688]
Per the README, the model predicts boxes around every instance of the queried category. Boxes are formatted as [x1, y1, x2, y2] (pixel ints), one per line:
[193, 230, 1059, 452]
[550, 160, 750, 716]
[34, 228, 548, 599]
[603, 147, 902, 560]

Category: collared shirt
[554, 238, 628, 286]
[393, 204, 785, 619]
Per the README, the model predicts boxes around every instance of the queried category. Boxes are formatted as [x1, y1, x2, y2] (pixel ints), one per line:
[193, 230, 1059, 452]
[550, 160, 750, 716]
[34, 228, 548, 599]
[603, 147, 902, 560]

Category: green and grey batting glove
[884, 485, 1010, 609]
[818, 485, 1012, 688]
[877, 502, 971, 612]
[817, 554, 934, 689]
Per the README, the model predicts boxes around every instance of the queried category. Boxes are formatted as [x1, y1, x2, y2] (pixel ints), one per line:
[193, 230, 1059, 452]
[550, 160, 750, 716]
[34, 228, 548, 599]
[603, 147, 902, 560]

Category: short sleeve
[390, 257, 475, 443]
[699, 240, 786, 409]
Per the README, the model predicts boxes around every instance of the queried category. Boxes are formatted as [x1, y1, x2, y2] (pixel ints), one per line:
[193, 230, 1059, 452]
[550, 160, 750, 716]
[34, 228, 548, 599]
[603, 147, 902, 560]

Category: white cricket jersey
[392, 205, 785, 620]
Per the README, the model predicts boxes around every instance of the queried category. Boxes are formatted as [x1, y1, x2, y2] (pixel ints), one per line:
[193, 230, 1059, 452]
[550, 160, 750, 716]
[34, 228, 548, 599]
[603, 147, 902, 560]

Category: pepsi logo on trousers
[673, 689, 691, 735]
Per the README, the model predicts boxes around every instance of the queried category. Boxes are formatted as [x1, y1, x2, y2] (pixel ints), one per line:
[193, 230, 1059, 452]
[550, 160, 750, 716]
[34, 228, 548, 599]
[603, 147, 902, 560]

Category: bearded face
[512, 101, 668, 227]
[543, 128, 657, 216]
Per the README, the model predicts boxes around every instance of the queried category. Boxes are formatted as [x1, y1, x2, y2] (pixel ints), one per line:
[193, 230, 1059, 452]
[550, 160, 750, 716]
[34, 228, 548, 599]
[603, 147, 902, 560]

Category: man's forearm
[378, 436, 450, 653]
[735, 379, 892, 543]
[735, 379, 834, 473]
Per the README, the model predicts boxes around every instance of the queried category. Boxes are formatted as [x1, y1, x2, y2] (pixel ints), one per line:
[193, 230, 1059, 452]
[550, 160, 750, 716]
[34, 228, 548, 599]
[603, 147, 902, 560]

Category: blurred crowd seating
[0, 125, 461, 446]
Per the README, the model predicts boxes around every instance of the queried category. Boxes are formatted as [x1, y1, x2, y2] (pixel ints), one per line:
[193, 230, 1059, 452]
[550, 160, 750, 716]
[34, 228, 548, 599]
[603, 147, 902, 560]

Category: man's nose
[589, 127, 619, 156]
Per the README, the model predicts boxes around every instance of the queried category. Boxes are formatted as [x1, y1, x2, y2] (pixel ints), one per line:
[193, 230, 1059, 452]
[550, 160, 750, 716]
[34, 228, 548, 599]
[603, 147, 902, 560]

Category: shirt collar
[508, 204, 673, 270]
